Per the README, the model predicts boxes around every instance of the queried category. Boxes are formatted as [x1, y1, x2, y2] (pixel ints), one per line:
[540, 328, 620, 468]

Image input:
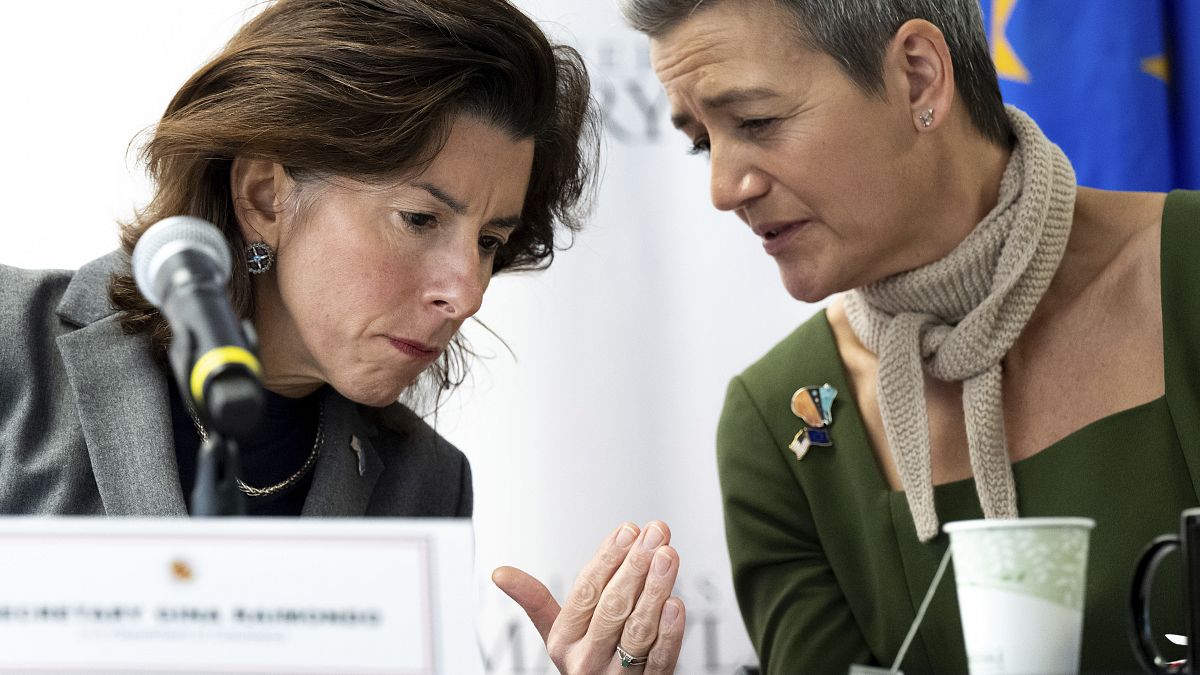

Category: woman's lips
[760, 220, 808, 256]
[387, 337, 441, 361]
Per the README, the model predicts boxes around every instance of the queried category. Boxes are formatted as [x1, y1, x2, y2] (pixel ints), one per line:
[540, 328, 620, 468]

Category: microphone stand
[169, 322, 262, 517]
[192, 431, 248, 516]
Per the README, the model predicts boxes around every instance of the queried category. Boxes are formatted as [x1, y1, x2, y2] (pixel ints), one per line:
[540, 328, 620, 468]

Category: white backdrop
[0, 2, 821, 672]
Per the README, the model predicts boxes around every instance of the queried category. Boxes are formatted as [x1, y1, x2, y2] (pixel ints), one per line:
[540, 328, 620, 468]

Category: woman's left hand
[492, 520, 685, 674]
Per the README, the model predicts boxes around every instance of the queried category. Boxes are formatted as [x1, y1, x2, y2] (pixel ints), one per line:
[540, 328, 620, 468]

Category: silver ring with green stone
[616, 644, 648, 668]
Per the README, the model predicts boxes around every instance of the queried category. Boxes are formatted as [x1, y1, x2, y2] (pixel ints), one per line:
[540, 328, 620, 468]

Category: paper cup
[944, 518, 1095, 675]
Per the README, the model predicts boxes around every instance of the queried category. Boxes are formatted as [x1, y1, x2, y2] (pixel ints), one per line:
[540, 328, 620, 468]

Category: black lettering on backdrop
[703, 612, 721, 671]
[583, 38, 670, 146]
[480, 620, 530, 673]
[595, 79, 669, 145]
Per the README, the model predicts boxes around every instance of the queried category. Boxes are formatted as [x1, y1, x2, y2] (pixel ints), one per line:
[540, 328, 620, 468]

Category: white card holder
[0, 517, 483, 674]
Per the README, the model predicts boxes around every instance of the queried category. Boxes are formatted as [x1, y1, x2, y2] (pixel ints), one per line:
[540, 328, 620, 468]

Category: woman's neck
[920, 127, 1013, 265]
[249, 276, 326, 399]
[1032, 187, 1167, 317]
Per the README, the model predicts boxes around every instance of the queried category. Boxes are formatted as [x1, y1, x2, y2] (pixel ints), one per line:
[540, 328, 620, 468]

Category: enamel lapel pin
[351, 435, 367, 477]
[788, 383, 837, 460]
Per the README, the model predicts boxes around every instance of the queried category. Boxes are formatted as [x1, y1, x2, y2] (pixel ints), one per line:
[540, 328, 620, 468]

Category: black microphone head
[132, 216, 232, 308]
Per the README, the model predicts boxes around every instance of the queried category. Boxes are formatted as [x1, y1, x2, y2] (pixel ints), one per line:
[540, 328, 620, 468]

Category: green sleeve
[717, 375, 874, 673]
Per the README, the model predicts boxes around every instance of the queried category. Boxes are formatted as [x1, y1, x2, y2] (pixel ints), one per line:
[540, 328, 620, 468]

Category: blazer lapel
[53, 251, 381, 517]
[302, 388, 383, 516]
[57, 314, 187, 516]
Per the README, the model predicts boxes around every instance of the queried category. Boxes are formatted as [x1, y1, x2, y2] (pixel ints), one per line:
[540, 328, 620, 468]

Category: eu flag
[977, 0, 1200, 190]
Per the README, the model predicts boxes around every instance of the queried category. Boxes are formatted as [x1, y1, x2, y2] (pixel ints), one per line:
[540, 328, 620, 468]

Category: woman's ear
[887, 18, 955, 132]
[230, 158, 292, 245]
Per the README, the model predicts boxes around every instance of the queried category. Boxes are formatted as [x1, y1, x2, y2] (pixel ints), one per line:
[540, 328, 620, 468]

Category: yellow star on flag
[1142, 54, 1170, 83]
[992, 0, 1031, 83]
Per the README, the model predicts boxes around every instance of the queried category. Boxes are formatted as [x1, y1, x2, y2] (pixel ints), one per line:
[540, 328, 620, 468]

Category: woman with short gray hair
[623, 0, 1198, 671]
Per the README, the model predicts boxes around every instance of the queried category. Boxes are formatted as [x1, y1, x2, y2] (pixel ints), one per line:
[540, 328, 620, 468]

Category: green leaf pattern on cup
[951, 527, 1090, 610]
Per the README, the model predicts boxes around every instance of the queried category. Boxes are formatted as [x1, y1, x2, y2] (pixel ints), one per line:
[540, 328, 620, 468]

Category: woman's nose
[424, 250, 486, 319]
[710, 146, 768, 212]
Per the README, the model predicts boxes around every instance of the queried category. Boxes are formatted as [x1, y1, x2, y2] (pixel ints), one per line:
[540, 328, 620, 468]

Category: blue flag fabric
[977, 0, 1199, 190]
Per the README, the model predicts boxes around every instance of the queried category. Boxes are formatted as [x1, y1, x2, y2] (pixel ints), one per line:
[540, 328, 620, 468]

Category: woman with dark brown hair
[0, 0, 683, 671]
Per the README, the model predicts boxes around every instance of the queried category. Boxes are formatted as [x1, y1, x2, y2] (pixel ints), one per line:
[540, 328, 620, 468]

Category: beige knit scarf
[843, 106, 1076, 542]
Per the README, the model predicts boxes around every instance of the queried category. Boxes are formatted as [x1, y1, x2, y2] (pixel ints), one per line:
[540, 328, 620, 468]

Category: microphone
[132, 216, 264, 439]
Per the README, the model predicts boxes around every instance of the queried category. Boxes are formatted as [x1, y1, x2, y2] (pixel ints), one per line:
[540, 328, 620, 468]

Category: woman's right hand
[493, 520, 685, 674]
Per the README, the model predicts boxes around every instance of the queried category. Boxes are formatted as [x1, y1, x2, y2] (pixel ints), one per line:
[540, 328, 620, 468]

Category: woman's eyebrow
[702, 86, 779, 110]
[671, 86, 781, 129]
[415, 181, 468, 215]
[415, 181, 522, 229]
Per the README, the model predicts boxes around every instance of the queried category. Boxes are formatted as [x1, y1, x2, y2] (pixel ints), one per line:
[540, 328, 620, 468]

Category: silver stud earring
[245, 241, 276, 274]
[919, 108, 935, 128]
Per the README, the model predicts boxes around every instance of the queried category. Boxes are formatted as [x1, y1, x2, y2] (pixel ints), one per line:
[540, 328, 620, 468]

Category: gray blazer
[0, 252, 472, 517]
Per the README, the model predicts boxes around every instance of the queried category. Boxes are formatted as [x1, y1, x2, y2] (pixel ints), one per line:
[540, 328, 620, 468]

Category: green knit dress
[717, 190, 1200, 674]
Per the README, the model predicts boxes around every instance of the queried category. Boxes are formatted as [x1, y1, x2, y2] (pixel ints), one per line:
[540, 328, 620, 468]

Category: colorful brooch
[788, 383, 837, 460]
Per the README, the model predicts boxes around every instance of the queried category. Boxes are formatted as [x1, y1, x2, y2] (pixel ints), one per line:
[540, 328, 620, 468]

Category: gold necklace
[186, 402, 323, 498]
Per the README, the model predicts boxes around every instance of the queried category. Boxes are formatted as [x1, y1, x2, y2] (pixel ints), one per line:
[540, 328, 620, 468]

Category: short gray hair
[619, 0, 1011, 147]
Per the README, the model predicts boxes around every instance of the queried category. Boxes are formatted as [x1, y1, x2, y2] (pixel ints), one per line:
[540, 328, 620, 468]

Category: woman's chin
[330, 376, 414, 409]
[780, 271, 834, 305]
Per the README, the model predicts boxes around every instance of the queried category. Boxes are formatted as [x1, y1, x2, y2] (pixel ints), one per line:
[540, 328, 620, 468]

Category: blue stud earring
[245, 241, 275, 274]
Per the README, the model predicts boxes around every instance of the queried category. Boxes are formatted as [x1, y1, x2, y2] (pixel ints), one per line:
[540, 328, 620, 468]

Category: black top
[167, 374, 321, 516]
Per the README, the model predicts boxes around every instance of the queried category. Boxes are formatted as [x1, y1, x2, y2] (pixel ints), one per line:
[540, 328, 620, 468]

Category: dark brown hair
[109, 0, 599, 394]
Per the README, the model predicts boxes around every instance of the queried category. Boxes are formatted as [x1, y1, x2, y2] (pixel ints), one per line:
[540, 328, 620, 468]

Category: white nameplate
[0, 517, 483, 674]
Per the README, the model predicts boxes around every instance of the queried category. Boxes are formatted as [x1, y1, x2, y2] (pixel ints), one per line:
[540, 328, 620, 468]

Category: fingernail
[640, 525, 665, 550]
[661, 600, 680, 627]
[615, 526, 637, 547]
[653, 549, 672, 576]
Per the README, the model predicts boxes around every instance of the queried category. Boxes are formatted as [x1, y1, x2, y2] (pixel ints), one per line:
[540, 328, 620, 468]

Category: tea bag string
[890, 548, 953, 673]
